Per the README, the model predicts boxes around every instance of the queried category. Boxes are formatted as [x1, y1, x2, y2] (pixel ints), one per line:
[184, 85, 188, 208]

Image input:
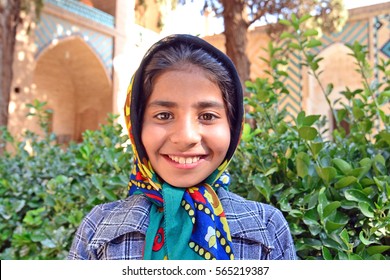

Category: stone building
[8, 1, 390, 143]
[9, 0, 159, 143]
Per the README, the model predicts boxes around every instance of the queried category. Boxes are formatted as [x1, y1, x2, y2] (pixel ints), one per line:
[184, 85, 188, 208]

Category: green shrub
[0, 101, 132, 259]
[229, 15, 390, 259]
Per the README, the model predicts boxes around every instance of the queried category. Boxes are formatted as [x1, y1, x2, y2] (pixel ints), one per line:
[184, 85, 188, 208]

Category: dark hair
[141, 43, 236, 128]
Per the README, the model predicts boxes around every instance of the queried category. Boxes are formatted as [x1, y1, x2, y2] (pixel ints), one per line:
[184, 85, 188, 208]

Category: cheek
[141, 123, 168, 156]
[141, 124, 156, 156]
[207, 125, 231, 154]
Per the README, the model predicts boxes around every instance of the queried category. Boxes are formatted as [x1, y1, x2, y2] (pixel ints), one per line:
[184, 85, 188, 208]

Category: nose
[169, 117, 201, 148]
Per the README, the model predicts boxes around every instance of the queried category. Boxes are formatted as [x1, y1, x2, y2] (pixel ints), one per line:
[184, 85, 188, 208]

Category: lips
[168, 155, 201, 164]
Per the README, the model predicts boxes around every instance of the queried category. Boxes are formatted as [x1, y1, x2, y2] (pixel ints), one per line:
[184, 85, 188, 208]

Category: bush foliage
[229, 15, 390, 260]
[0, 15, 389, 260]
[0, 106, 131, 259]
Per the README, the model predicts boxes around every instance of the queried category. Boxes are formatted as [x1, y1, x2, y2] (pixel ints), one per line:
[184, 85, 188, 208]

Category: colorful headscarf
[124, 34, 244, 260]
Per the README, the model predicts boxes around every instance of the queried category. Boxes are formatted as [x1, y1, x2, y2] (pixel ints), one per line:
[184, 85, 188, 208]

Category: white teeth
[168, 155, 200, 164]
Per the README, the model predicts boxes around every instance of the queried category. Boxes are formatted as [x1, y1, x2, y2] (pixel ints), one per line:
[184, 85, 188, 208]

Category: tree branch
[248, 0, 271, 26]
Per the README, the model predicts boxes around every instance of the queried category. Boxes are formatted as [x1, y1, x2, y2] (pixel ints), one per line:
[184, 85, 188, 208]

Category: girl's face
[141, 66, 231, 188]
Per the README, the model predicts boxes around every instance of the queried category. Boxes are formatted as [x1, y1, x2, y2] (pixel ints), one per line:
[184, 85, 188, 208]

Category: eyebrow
[147, 100, 225, 110]
[147, 100, 177, 108]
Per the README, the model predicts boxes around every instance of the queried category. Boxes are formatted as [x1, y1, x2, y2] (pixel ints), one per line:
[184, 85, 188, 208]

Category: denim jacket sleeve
[218, 188, 296, 260]
[67, 196, 150, 260]
[67, 204, 107, 260]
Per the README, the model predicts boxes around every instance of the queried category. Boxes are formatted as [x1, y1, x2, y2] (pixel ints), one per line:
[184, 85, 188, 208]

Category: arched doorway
[33, 36, 112, 143]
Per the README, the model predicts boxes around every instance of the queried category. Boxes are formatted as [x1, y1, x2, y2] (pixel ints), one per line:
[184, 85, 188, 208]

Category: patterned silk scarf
[124, 34, 243, 260]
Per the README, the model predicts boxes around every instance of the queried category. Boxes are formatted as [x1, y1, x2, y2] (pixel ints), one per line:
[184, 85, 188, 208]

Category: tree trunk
[0, 0, 21, 129]
[220, 0, 250, 94]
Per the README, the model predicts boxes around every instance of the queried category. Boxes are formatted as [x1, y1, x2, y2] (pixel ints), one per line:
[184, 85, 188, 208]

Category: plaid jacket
[68, 188, 296, 260]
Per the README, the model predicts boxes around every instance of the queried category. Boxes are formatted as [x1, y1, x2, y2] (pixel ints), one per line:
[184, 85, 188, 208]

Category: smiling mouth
[167, 155, 202, 164]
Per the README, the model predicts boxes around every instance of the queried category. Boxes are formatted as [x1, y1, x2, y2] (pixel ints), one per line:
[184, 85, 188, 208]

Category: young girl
[68, 34, 296, 260]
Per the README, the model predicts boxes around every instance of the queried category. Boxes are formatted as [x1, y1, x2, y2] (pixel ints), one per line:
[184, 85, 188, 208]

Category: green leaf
[298, 126, 318, 141]
[296, 111, 305, 128]
[318, 187, 327, 204]
[264, 166, 279, 176]
[334, 176, 357, 189]
[332, 158, 352, 175]
[306, 39, 322, 48]
[323, 201, 341, 219]
[344, 189, 374, 208]
[289, 42, 302, 50]
[367, 246, 390, 256]
[296, 238, 323, 251]
[299, 14, 311, 23]
[97, 185, 117, 201]
[336, 108, 347, 123]
[348, 167, 370, 180]
[308, 223, 322, 236]
[303, 29, 319, 37]
[348, 254, 363, 260]
[291, 13, 298, 25]
[378, 131, 390, 145]
[90, 174, 103, 188]
[106, 175, 128, 187]
[279, 19, 291, 26]
[41, 239, 56, 249]
[54, 175, 69, 184]
[321, 237, 343, 251]
[280, 31, 294, 39]
[358, 201, 374, 218]
[296, 152, 310, 178]
[352, 106, 365, 119]
[253, 174, 271, 203]
[322, 247, 333, 260]
[359, 157, 372, 169]
[373, 177, 384, 192]
[326, 83, 334, 96]
[339, 228, 350, 246]
[241, 123, 252, 142]
[374, 154, 385, 166]
[316, 166, 337, 184]
[303, 208, 319, 224]
[303, 115, 321, 126]
[92, 174, 118, 201]
[31, 233, 46, 242]
[317, 187, 327, 219]
[12, 200, 26, 214]
[289, 209, 303, 218]
[337, 251, 348, 260]
[325, 219, 345, 233]
[359, 231, 378, 246]
[310, 142, 323, 156]
[285, 147, 293, 159]
[303, 208, 322, 236]
[23, 207, 45, 227]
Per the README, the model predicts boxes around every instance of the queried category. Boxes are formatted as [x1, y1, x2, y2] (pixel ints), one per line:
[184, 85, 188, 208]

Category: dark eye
[200, 113, 218, 121]
[155, 112, 172, 120]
